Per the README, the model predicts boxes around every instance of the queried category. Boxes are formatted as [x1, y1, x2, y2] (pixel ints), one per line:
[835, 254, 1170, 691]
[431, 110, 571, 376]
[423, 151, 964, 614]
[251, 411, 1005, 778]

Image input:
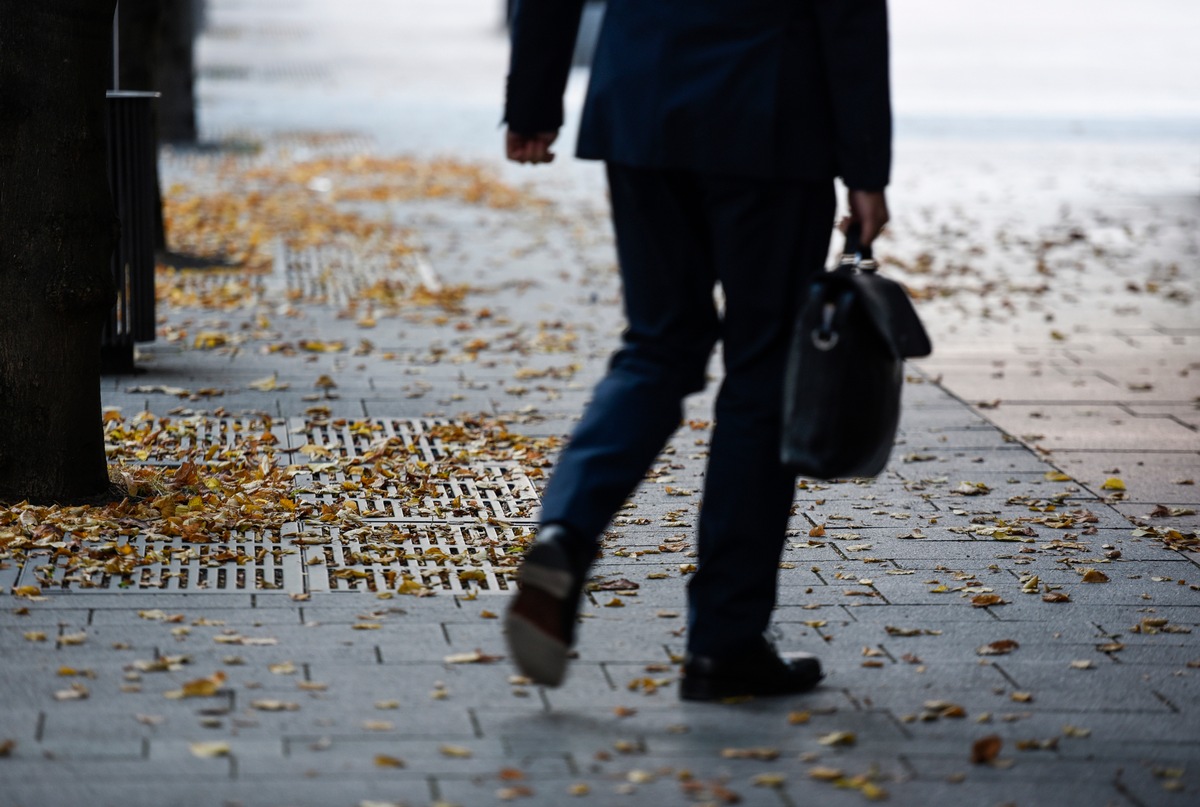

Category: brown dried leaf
[971, 735, 1003, 764]
[809, 766, 844, 781]
[721, 746, 780, 760]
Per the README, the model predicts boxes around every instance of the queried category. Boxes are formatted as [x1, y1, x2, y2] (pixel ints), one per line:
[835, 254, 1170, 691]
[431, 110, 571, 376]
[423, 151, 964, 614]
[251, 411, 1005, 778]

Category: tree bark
[0, 1, 119, 503]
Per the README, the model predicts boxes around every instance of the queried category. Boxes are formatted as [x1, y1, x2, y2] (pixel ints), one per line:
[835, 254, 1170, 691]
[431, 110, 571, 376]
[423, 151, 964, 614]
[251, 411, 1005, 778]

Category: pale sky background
[890, 0, 1200, 121]
[194, 0, 1200, 152]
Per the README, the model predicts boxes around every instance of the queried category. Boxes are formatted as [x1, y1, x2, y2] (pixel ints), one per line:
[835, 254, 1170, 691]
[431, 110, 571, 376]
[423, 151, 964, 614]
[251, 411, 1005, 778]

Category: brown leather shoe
[504, 525, 590, 687]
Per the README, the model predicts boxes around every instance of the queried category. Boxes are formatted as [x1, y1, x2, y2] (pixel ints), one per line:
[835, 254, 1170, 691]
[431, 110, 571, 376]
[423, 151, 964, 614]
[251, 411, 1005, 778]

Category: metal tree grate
[15, 418, 542, 595]
[297, 521, 531, 595]
[289, 417, 461, 463]
[15, 526, 303, 594]
[293, 465, 540, 523]
[278, 244, 423, 309]
[106, 415, 285, 466]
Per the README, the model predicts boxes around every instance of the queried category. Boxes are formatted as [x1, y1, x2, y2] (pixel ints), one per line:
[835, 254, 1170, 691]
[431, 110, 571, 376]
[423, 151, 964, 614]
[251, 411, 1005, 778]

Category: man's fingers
[506, 129, 560, 165]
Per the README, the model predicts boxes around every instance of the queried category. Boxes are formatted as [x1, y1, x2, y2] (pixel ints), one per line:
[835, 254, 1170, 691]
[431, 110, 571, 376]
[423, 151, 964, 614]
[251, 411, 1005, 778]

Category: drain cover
[6, 417, 546, 595]
[16, 527, 302, 594]
[299, 522, 531, 594]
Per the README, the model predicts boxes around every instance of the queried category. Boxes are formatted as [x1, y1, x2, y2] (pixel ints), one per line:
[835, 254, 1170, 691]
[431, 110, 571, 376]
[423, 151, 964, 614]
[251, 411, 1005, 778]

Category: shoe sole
[504, 543, 575, 687]
[505, 607, 569, 687]
[680, 657, 824, 702]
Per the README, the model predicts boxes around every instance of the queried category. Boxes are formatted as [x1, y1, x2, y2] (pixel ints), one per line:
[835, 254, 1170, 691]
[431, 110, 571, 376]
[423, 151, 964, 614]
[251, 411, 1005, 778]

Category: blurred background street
[0, 3, 1197, 806]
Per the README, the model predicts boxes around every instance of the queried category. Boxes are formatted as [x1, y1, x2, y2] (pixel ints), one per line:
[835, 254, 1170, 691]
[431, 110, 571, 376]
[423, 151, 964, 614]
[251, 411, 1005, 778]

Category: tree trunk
[0, 1, 119, 503]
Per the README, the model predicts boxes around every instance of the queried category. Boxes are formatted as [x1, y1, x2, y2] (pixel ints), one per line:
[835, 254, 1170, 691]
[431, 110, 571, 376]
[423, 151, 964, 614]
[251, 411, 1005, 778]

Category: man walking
[502, 0, 892, 700]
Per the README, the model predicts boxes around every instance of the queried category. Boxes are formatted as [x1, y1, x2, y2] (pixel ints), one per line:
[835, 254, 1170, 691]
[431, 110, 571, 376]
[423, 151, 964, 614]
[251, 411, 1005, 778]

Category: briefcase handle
[840, 223, 877, 270]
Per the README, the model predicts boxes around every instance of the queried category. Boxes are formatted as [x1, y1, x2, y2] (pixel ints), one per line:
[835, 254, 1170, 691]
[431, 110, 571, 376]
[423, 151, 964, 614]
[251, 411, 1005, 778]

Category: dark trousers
[537, 162, 835, 657]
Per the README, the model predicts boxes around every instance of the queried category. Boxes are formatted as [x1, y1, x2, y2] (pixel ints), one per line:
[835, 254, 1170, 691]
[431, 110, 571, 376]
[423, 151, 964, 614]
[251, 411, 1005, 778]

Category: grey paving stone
[25, 593, 257, 610]
[985, 660, 1176, 713]
[0, 777, 440, 807]
[88, 607, 303, 626]
[436, 774, 791, 807]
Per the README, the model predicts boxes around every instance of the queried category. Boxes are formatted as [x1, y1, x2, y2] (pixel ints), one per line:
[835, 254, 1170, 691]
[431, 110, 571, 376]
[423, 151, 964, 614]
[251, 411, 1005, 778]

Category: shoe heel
[518, 542, 573, 599]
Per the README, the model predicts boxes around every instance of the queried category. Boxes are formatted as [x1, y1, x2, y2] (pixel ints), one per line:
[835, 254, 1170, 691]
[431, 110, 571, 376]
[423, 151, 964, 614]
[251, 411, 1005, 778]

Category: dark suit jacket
[505, 0, 891, 189]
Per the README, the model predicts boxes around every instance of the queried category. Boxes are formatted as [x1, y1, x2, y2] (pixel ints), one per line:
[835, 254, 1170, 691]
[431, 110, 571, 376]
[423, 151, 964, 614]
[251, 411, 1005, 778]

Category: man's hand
[506, 129, 559, 164]
[841, 189, 890, 246]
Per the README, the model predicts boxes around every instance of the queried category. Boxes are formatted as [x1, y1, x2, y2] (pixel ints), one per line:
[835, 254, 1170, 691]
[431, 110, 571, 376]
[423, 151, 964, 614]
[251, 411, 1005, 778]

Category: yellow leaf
[1100, 477, 1126, 491]
[193, 331, 228, 350]
[248, 375, 287, 392]
[859, 781, 889, 801]
[250, 699, 299, 712]
[444, 649, 503, 665]
[396, 578, 432, 595]
[817, 732, 857, 747]
[721, 747, 779, 760]
[809, 767, 844, 781]
[54, 684, 89, 701]
[189, 741, 230, 758]
[374, 754, 405, 768]
[439, 744, 473, 758]
[1044, 471, 1072, 482]
[165, 671, 226, 699]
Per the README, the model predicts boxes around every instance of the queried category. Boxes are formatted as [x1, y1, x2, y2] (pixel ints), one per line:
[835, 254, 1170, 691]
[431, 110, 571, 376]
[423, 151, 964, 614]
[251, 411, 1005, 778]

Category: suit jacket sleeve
[812, 0, 893, 190]
[505, 0, 588, 135]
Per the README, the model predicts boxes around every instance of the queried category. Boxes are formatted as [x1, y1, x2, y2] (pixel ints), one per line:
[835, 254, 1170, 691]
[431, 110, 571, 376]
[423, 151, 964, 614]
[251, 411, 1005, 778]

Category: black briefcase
[781, 230, 932, 479]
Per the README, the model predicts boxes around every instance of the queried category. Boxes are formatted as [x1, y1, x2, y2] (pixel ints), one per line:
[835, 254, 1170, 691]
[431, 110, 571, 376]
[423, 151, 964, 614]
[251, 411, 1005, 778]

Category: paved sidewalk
[2, 2, 1199, 806]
